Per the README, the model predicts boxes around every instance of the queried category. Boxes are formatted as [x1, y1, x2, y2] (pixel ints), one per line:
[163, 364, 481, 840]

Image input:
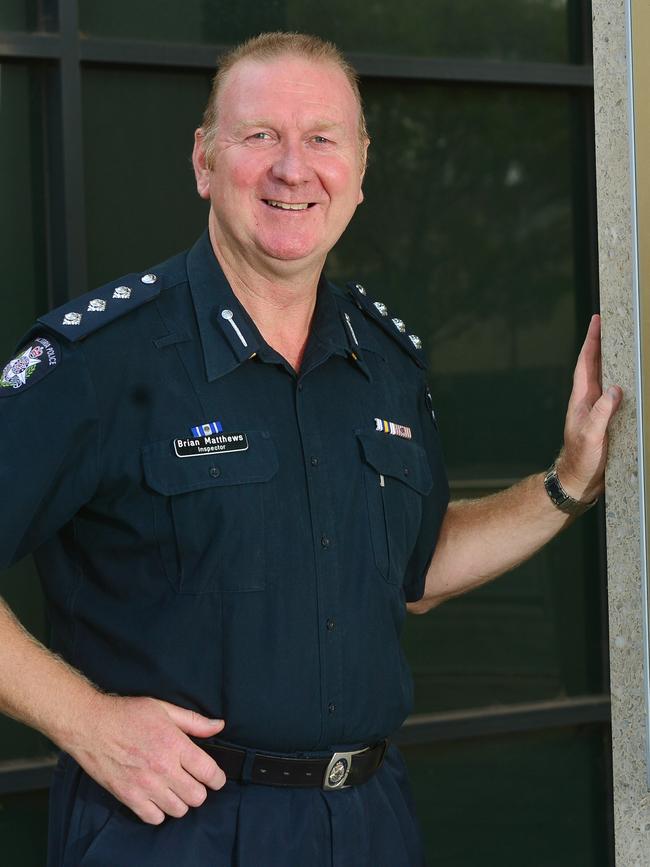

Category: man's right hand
[68, 693, 227, 825]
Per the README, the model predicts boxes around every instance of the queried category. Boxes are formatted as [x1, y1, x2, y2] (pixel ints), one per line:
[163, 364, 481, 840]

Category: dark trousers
[47, 744, 427, 866]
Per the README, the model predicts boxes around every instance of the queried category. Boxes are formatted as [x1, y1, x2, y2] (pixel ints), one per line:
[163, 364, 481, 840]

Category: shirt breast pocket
[142, 431, 279, 593]
[356, 431, 433, 587]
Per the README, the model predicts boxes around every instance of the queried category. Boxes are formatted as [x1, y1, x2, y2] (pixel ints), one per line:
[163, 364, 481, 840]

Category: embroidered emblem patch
[0, 336, 60, 396]
[374, 418, 412, 439]
[173, 432, 249, 458]
[190, 420, 223, 437]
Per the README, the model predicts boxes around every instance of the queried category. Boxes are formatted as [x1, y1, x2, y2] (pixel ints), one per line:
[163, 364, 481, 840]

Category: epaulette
[37, 270, 164, 342]
[345, 280, 427, 369]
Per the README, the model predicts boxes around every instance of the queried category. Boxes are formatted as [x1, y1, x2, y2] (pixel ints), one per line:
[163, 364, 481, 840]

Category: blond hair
[201, 32, 369, 169]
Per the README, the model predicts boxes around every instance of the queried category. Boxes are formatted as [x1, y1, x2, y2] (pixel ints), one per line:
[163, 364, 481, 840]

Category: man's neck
[208, 223, 324, 372]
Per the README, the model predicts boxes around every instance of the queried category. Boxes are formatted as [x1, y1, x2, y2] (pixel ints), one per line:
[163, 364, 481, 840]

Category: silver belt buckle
[323, 745, 369, 790]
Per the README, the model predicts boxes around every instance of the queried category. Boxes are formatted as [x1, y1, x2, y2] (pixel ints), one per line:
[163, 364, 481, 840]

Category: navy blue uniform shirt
[0, 231, 449, 753]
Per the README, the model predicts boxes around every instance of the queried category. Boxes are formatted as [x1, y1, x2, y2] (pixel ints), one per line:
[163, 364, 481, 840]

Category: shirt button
[311, 456, 319, 467]
[328, 702, 336, 714]
[209, 466, 221, 479]
[321, 535, 330, 548]
[326, 619, 336, 631]
[403, 466, 410, 477]
[298, 384, 304, 392]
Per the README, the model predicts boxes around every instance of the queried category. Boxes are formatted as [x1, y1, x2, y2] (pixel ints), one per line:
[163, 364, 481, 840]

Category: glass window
[82, 68, 211, 286]
[401, 727, 610, 866]
[328, 80, 580, 481]
[403, 506, 604, 712]
[0, 62, 51, 762]
[79, 0, 581, 64]
[0, 790, 48, 865]
[0, 63, 47, 359]
[0, 0, 38, 31]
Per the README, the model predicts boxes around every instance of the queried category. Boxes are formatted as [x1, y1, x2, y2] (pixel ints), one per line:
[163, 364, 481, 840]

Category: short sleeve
[401, 376, 450, 603]
[0, 332, 100, 570]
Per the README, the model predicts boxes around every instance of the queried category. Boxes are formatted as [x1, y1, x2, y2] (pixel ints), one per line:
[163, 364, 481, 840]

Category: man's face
[193, 56, 367, 274]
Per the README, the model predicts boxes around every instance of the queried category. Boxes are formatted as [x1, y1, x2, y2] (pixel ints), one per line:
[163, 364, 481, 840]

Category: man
[0, 32, 621, 867]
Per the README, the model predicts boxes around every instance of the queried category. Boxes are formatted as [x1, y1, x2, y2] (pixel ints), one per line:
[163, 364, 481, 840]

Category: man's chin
[258, 241, 324, 268]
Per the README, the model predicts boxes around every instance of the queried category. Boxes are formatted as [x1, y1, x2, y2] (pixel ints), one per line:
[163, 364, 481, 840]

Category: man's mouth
[263, 200, 316, 211]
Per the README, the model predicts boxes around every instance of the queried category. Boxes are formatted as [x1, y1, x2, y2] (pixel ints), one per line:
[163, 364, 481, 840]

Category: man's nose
[271, 141, 314, 185]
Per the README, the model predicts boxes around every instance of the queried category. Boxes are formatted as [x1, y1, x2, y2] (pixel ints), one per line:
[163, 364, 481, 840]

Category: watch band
[543, 463, 598, 516]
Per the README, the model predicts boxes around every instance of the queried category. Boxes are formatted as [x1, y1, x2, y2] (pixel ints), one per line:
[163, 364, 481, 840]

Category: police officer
[0, 32, 621, 867]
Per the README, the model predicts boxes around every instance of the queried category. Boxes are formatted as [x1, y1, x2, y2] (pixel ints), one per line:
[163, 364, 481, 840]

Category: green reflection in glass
[403, 501, 604, 712]
[0, 63, 51, 762]
[0, 63, 47, 358]
[79, 0, 578, 63]
[0, 0, 37, 30]
[328, 79, 580, 480]
[82, 69, 211, 287]
[0, 789, 49, 866]
[401, 727, 609, 866]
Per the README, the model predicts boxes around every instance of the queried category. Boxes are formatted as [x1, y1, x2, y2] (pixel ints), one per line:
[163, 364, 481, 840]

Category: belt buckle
[322, 745, 369, 791]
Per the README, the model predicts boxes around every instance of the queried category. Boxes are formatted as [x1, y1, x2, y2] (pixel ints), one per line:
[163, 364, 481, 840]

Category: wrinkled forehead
[215, 55, 360, 128]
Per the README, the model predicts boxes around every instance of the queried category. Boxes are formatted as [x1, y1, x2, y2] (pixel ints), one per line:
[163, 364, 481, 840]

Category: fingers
[132, 800, 166, 826]
[569, 315, 603, 410]
[129, 780, 204, 825]
[181, 742, 227, 791]
[158, 700, 225, 738]
[586, 385, 623, 439]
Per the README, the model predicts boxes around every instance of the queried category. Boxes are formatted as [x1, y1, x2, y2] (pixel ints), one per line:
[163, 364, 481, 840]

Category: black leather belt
[203, 740, 388, 790]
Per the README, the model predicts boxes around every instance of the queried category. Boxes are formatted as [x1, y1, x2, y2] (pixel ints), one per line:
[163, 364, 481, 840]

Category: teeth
[266, 200, 310, 210]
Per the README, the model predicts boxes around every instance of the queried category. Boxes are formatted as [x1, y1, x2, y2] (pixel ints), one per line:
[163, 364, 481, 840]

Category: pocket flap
[357, 431, 432, 496]
[142, 430, 278, 495]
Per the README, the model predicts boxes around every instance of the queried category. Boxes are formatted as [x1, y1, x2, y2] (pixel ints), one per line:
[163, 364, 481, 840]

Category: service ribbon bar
[374, 418, 412, 439]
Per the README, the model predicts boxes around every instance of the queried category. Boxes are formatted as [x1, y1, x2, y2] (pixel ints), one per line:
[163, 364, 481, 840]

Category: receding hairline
[200, 33, 369, 167]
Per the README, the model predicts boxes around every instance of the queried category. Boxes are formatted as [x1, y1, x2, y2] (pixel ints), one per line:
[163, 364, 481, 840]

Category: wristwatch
[543, 463, 598, 516]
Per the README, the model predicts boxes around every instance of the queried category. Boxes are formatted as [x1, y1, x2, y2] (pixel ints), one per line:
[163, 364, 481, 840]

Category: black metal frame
[0, 5, 611, 847]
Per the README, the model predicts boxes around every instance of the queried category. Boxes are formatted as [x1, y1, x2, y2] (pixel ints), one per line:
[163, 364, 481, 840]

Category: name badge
[173, 432, 249, 458]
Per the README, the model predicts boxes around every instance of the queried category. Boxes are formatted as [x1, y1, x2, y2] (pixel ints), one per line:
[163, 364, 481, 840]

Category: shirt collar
[186, 229, 376, 382]
[187, 231, 264, 382]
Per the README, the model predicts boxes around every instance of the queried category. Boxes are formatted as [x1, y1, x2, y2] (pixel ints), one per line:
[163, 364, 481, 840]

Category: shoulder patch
[37, 271, 163, 342]
[345, 281, 427, 368]
[0, 335, 60, 397]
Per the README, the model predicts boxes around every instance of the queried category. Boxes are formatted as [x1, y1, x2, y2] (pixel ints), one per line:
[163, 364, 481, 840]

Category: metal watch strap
[543, 463, 598, 516]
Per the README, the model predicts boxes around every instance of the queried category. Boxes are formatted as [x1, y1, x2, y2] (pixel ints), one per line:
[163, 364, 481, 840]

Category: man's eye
[313, 135, 330, 144]
[249, 132, 271, 141]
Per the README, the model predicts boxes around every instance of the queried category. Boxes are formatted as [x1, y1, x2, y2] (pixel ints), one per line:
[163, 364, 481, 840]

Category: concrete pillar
[593, 0, 650, 862]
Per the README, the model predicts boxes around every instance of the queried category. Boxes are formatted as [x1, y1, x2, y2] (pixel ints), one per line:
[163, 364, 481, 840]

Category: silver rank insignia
[141, 274, 157, 284]
[392, 318, 406, 333]
[409, 334, 422, 349]
[62, 312, 82, 326]
[355, 283, 366, 295]
[373, 301, 388, 316]
[375, 418, 412, 439]
[87, 299, 106, 312]
[113, 286, 131, 299]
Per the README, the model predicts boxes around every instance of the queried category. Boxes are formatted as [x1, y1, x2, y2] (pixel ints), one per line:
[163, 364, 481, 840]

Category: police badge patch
[0, 336, 60, 396]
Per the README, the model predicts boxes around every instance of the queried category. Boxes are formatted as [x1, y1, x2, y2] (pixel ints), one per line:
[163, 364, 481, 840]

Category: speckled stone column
[593, 1, 650, 863]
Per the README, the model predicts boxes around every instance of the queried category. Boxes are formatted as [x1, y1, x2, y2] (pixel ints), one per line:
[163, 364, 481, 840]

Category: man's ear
[192, 129, 212, 200]
[357, 137, 370, 205]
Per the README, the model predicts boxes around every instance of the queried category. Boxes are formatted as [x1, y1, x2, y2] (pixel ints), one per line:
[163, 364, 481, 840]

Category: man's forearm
[0, 596, 101, 751]
[408, 472, 575, 612]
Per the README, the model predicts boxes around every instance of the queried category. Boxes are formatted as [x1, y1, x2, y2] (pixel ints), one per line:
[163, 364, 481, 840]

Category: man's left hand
[555, 314, 623, 503]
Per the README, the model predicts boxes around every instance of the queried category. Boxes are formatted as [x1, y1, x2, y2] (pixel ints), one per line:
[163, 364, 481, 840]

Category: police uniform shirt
[0, 229, 449, 754]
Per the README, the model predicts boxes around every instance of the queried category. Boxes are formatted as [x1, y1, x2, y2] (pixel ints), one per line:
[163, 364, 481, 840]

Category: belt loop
[240, 747, 258, 784]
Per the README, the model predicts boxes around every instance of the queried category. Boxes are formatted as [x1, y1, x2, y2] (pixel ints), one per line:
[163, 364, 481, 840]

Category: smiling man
[0, 32, 621, 867]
